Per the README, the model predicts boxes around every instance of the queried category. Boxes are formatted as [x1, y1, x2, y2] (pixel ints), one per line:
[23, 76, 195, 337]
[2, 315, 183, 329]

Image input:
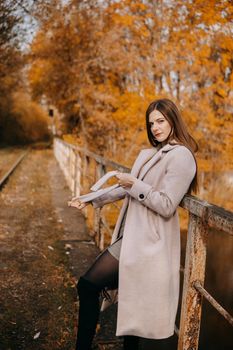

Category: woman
[69, 98, 198, 350]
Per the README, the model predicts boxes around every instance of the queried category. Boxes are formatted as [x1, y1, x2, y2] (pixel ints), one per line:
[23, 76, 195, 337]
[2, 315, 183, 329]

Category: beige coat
[92, 143, 196, 339]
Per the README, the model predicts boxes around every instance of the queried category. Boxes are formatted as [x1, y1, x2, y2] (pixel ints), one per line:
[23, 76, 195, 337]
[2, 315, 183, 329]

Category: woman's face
[149, 110, 172, 144]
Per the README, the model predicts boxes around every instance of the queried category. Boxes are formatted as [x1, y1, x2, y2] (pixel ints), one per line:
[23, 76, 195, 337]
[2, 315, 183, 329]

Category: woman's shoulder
[171, 144, 194, 157]
[167, 144, 196, 169]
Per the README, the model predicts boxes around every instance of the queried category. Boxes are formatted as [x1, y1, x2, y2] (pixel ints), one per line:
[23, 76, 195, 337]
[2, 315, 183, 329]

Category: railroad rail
[54, 137, 233, 350]
[0, 150, 29, 190]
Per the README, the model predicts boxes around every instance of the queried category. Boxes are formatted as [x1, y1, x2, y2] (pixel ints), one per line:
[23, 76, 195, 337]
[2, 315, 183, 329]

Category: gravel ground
[0, 148, 122, 350]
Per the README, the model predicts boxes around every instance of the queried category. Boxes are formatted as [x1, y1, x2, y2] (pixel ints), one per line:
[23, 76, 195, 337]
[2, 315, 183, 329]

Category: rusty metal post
[94, 162, 106, 250]
[178, 213, 208, 350]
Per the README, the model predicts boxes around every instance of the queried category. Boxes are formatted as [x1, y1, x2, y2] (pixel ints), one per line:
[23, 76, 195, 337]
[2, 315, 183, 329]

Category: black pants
[75, 249, 139, 350]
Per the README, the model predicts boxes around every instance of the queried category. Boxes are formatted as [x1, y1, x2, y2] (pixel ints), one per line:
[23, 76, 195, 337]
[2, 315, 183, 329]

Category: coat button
[139, 194, 144, 199]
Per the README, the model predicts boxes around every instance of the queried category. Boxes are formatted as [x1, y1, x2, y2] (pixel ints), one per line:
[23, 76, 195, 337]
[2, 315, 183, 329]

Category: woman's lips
[155, 133, 162, 137]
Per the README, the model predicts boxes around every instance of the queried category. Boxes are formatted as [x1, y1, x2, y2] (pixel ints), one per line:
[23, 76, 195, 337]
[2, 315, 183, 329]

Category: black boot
[75, 276, 101, 350]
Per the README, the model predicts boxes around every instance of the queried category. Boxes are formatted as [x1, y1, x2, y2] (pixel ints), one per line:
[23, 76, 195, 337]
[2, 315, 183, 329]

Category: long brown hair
[145, 98, 198, 193]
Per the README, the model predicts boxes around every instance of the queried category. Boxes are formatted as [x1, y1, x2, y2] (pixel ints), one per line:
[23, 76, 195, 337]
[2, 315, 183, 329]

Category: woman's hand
[115, 172, 136, 188]
[68, 199, 90, 210]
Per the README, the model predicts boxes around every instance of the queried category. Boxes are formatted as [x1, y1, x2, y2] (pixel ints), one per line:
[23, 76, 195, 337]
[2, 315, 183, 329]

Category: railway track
[0, 149, 29, 190]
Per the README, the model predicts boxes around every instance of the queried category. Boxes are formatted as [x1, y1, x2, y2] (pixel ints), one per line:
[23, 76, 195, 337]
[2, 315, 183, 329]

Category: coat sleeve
[92, 186, 127, 208]
[125, 147, 196, 218]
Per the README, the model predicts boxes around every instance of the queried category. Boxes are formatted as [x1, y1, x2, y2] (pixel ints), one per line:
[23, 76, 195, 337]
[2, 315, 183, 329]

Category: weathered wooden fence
[54, 137, 233, 350]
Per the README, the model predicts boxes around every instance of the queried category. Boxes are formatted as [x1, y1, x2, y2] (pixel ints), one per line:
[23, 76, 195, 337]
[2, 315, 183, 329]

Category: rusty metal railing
[53, 137, 233, 350]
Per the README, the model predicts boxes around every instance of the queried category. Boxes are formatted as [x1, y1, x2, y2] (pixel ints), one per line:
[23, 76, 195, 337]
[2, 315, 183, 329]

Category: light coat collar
[134, 143, 180, 180]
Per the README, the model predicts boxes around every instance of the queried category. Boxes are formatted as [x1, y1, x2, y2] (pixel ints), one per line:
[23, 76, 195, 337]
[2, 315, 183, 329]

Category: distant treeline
[0, 0, 51, 144]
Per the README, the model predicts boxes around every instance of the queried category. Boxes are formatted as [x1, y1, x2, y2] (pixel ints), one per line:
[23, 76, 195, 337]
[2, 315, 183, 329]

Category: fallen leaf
[33, 331, 40, 339]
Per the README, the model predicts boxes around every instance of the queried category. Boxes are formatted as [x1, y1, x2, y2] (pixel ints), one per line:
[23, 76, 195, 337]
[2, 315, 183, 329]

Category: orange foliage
[28, 0, 233, 208]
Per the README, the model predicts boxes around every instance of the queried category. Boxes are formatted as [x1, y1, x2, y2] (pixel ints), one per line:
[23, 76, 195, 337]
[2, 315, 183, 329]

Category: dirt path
[0, 149, 101, 350]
